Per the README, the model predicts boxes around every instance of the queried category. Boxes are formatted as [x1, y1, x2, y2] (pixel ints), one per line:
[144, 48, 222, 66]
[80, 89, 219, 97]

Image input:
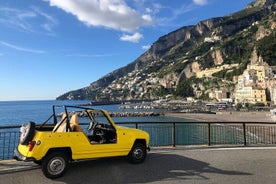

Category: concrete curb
[0, 159, 39, 174]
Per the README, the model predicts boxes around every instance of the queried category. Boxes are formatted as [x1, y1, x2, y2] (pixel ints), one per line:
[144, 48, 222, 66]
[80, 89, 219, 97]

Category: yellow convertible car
[14, 105, 150, 179]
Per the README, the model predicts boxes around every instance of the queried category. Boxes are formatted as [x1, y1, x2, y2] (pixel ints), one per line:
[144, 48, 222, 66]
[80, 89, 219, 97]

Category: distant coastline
[1, 100, 275, 126]
[165, 111, 274, 122]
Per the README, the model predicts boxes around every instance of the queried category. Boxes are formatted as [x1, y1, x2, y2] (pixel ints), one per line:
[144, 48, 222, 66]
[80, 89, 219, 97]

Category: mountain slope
[57, 0, 276, 101]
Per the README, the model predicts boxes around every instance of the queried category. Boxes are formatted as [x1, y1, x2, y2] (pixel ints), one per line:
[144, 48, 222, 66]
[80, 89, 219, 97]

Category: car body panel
[16, 106, 150, 162]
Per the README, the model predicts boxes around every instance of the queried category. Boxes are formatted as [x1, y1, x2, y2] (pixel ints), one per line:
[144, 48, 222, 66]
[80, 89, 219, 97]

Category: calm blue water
[0, 100, 244, 160]
[0, 100, 191, 126]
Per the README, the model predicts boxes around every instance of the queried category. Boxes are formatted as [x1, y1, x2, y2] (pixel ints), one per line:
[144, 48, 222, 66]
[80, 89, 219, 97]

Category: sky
[0, 0, 255, 101]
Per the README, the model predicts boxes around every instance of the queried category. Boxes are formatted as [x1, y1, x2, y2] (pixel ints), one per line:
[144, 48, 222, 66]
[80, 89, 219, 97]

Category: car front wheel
[42, 152, 69, 179]
[127, 143, 147, 164]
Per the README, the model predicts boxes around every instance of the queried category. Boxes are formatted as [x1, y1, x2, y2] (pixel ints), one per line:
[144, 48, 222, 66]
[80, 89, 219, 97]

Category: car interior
[52, 110, 117, 144]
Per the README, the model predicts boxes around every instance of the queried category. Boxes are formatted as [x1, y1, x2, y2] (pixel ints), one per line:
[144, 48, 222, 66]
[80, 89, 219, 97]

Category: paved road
[1, 147, 276, 184]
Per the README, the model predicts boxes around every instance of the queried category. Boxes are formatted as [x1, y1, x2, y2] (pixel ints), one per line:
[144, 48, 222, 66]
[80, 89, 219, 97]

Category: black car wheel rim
[48, 157, 65, 175]
[134, 148, 143, 160]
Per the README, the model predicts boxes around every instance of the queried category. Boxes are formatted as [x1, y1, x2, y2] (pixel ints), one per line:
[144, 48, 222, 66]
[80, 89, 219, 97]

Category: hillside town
[101, 49, 276, 110]
[221, 50, 276, 107]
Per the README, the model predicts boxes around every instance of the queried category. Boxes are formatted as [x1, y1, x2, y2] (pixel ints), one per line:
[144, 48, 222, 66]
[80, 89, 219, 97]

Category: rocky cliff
[57, 0, 276, 101]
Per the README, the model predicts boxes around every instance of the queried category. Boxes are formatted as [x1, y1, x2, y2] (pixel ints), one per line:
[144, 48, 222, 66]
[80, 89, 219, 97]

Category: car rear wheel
[127, 143, 147, 164]
[19, 121, 35, 145]
[42, 152, 69, 179]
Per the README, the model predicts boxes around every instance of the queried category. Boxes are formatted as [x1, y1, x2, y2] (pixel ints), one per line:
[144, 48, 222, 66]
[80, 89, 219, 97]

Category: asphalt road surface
[1, 147, 276, 184]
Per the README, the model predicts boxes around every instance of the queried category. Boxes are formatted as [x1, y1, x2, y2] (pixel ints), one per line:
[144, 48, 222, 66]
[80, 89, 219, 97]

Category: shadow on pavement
[56, 153, 251, 183]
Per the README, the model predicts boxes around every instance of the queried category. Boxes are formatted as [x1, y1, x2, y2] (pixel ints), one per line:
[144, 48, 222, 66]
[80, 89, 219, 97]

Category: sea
[0, 100, 244, 160]
[0, 100, 191, 126]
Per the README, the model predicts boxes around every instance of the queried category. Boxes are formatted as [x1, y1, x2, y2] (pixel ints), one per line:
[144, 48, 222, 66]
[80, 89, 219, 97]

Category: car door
[83, 110, 130, 158]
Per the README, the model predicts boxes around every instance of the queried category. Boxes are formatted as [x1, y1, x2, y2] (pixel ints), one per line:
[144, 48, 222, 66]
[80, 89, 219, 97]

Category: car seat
[70, 114, 83, 132]
[53, 113, 68, 132]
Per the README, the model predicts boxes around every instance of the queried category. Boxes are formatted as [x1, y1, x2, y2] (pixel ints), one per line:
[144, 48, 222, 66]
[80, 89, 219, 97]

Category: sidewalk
[0, 146, 274, 174]
[0, 159, 39, 174]
[1, 147, 276, 184]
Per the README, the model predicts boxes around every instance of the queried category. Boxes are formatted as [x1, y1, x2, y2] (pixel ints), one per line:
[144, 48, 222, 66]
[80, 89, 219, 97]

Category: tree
[236, 103, 242, 110]
[175, 80, 194, 97]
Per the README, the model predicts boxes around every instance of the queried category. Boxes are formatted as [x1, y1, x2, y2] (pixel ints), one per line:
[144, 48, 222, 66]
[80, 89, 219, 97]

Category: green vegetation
[256, 29, 276, 65]
[198, 92, 210, 100]
[223, 7, 260, 25]
[153, 86, 174, 97]
[189, 42, 215, 59]
[212, 61, 249, 81]
[167, 40, 193, 59]
[175, 79, 194, 97]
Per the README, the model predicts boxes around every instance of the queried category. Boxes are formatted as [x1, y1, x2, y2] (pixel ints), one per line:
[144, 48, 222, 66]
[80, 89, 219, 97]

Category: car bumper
[13, 148, 35, 162]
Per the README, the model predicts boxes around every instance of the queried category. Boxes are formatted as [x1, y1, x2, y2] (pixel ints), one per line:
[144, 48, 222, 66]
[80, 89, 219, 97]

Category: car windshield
[89, 110, 111, 126]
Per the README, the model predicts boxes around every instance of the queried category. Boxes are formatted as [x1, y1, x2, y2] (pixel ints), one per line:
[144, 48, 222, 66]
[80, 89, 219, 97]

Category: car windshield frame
[38, 105, 117, 134]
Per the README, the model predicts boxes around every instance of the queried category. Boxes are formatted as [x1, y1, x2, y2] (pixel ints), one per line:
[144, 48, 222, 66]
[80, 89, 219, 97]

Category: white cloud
[120, 32, 143, 43]
[0, 7, 33, 32]
[146, 8, 152, 13]
[48, 0, 153, 32]
[31, 6, 58, 33]
[142, 45, 151, 50]
[193, 0, 208, 6]
[0, 41, 45, 54]
[0, 6, 58, 34]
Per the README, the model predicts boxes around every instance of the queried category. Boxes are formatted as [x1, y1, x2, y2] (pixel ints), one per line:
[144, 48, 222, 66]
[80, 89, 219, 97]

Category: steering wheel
[89, 121, 100, 135]
[98, 124, 115, 133]
[88, 121, 94, 131]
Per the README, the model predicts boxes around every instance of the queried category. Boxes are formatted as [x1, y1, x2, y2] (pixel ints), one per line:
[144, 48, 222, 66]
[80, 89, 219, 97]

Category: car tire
[33, 160, 42, 165]
[127, 143, 147, 164]
[19, 121, 35, 145]
[42, 152, 69, 179]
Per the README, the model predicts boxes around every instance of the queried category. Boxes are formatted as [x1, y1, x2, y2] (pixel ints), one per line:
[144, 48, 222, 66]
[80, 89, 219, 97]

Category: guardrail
[1, 121, 276, 160]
